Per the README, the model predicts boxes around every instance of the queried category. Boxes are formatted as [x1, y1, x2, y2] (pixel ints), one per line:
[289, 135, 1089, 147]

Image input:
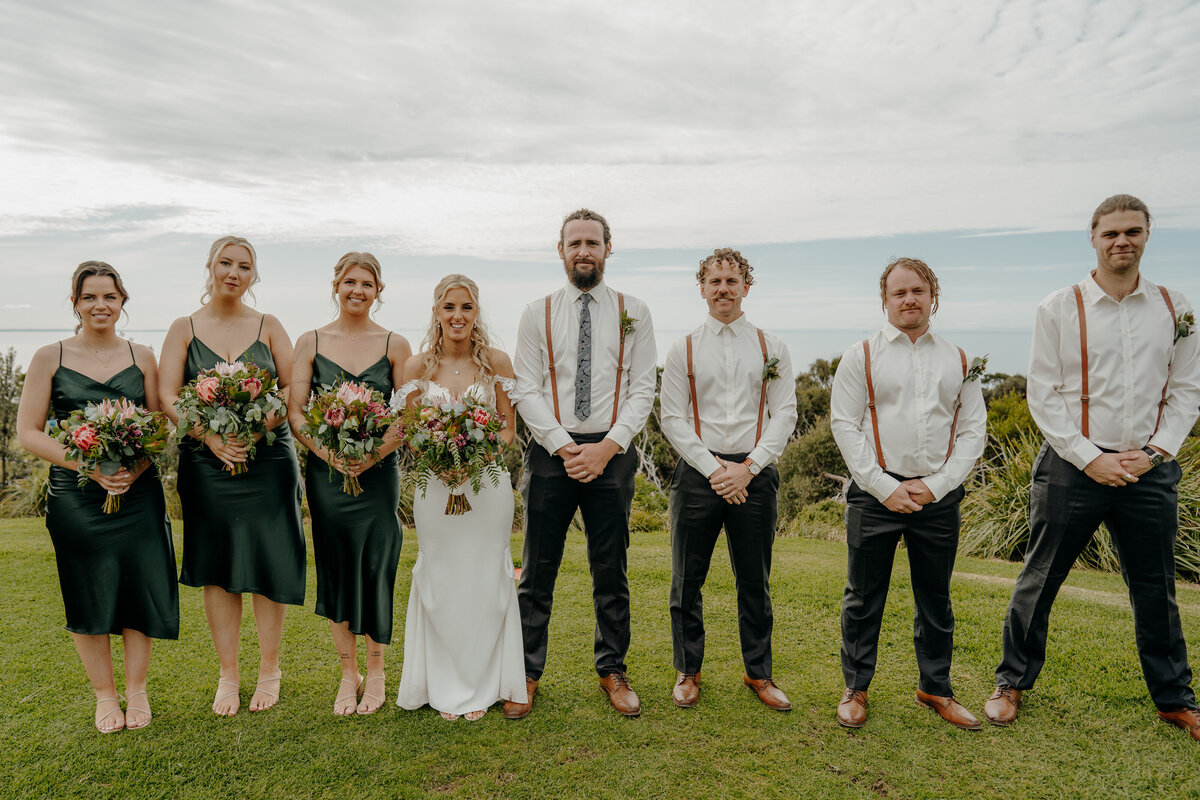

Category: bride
[395, 274, 527, 721]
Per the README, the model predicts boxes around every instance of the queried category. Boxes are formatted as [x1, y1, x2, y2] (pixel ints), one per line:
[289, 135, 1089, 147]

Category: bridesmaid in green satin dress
[159, 236, 304, 717]
[288, 252, 411, 716]
[16, 262, 179, 733]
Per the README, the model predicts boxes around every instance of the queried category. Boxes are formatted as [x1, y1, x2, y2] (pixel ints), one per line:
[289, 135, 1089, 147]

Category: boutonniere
[762, 357, 781, 382]
[620, 310, 636, 343]
[1176, 312, 1195, 343]
[965, 355, 988, 384]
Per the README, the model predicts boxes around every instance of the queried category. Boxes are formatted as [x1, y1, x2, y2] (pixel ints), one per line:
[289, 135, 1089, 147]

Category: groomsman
[830, 258, 987, 730]
[987, 195, 1200, 740]
[659, 249, 797, 710]
[508, 209, 657, 718]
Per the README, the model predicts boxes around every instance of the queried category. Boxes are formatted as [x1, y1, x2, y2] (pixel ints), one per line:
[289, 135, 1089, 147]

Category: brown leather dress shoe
[673, 672, 700, 708]
[503, 677, 538, 720]
[743, 675, 791, 711]
[837, 688, 867, 728]
[915, 690, 981, 730]
[1158, 707, 1200, 742]
[983, 685, 1023, 727]
[599, 672, 641, 716]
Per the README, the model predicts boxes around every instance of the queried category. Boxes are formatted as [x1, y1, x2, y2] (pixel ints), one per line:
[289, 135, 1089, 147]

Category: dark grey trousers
[517, 432, 637, 680]
[668, 455, 779, 680]
[995, 442, 1196, 712]
[841, 479, 965, 696]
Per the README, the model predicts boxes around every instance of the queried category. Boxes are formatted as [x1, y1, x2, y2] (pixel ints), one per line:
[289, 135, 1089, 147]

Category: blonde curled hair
[417, 274, 494, 381]
[201, 235, 259, 305]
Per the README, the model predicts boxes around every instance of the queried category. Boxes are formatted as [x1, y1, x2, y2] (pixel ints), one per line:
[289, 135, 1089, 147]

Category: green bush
[783, 498, 845, 541]
[0, 461, 48, 518]
[985, 391, 1038, 458]
[776, 417, 847, 528]
[962, 432, 1200, 583]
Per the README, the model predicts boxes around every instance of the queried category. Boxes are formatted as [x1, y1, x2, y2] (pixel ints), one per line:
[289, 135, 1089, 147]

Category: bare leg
[249, 593, 286, 711]
[357, 635, 386, 715]
[204, 586, 243, 716]
[121, 630, 153, 729]
[329, 621, 361, 716]
[70, 632, 123, 732]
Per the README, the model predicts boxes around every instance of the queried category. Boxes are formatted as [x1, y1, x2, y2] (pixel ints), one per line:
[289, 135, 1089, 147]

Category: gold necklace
[87, 342, 121, 367]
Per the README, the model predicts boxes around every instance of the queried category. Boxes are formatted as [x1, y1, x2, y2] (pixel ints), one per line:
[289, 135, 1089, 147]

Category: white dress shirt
[513, 279, 657, 453]
[660, 314, 798, 478]
[1028, 273, 1200, 470]
[831, 322, 987, 504]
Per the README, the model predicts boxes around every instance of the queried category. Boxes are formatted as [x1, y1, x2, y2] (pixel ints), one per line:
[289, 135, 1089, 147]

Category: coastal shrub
[962, 432, 1200, 582]
[0, 461, 48, 517]
[776, 417, 847, 528]
[784, 498, 845, 541]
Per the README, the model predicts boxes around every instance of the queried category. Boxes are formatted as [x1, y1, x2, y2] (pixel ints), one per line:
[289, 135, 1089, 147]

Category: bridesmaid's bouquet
[301, 379, 398, 496]
[173, 360, 285, 475]
[397, 396, 507, 515]
[53, 398, 172, 513]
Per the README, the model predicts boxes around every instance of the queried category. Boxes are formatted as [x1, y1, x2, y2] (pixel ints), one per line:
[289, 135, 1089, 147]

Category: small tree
[0, 348, 24, 487]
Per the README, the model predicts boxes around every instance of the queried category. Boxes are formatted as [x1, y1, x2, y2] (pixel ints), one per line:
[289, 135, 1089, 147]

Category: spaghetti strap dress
[177, 316, 306, 604]
[45, 341, 179, 638]
[306, 332, 403, 643]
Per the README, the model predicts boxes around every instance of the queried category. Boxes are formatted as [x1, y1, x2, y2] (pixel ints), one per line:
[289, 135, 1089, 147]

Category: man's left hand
[1118, 446, 1166, 479]
[900, 479, 935, 506]
[562, 439, 621, 483]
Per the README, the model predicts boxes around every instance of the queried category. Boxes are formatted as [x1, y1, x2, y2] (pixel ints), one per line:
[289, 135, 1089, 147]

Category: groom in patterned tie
[509, 209, 657, 718]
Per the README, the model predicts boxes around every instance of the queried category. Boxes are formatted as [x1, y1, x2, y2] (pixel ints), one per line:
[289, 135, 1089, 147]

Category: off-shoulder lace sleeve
[390, 380, 422, 409]
[495, 375, 517, 400]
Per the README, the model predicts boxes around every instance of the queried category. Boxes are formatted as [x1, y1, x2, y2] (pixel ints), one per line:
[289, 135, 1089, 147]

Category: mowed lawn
[3, 517, 1200, 800]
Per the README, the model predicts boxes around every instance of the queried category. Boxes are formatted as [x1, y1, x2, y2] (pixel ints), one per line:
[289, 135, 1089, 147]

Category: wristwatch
[1142, 446, 1166, 468]
[743, 458, 762, 476]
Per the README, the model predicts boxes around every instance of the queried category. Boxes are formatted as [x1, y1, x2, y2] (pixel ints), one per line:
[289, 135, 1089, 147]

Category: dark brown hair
[70, 261, 129, 332]
[559, 208, 611, 245]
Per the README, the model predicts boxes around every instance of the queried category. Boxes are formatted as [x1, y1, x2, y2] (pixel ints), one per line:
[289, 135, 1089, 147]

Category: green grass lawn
[3, 517, 1200, 799]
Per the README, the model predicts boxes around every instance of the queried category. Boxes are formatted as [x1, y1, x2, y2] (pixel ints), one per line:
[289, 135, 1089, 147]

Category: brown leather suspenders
[1073, 283, 1176, 439]
[544, 292, 626, 428]
[862, 339, 967, 471]
[685, 328, 770, 445]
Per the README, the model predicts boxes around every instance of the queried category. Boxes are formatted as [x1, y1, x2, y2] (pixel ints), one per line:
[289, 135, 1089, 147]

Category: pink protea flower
[366, 401, 386, 416]
[419, 406, 437, 420]
[196, 376, 220, 403]
[240, 376, 263, 400]
[213, 361, 243, 378]
[71, 423, 98, 452]
[335, 381, 372, 406]
[471, 408, 491, 426]
[324, 406, 346, 428]
[117, 399, 139, 420]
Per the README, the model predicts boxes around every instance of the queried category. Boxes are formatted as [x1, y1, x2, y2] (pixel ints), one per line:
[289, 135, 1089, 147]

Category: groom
[509, 209, 657, 718]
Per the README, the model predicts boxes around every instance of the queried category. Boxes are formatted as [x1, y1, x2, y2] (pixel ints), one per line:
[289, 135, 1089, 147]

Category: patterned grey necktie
[575, 293, 592, 421]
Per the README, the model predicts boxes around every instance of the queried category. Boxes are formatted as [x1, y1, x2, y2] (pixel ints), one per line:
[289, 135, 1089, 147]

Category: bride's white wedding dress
[395, 378, 527, 714]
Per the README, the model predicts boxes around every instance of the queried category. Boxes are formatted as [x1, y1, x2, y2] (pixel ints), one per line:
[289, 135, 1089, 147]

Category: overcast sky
[2, 0, 1198, 371]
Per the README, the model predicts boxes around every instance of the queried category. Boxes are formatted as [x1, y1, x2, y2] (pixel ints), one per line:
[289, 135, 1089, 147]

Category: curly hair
[416, 274, 495, 382]
[201, 235, 259, 305]
[70, 260, 130, 333]
[559, 208, 611, 245]
[1090, 194, 1151, 230]
[696, 247, 755, 286]
[879, 257, 940, 315]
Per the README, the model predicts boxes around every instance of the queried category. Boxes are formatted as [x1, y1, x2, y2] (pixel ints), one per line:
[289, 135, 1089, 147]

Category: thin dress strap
[312, 330, 319, 355]
[384, 331, 392, 357]
[126, 340, 136, 365]
[256, 314, 266, 339]
[188, 316, 195, 336]
[58, 341, 63, 365]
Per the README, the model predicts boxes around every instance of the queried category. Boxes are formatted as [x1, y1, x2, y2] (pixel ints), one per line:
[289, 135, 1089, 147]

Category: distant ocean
[0, 327, 1033, 377]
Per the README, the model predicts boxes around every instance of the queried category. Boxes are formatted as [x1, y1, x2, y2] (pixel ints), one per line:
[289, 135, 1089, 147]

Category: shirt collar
[565, 279, 609, 304]
[1083, 270, 1148, 305]
[704, 312, 750, 336]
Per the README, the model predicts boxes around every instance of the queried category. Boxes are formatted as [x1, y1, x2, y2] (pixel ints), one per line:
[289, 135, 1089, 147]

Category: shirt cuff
[866, 473, 902, 504]
[1066, 439, 1105, 472]
[1148, 431, 1184, 460]
[544, 428, 574, 455]
[746, 445, 774, 470]
[921, 473, 952, 503]
[606, 425, 633, 453]
[697, 453, 723, 478]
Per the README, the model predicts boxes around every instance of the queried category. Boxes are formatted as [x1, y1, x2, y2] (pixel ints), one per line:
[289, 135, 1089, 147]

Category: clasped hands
[557, 439, 621, 483]
[882, 479, 935, 514]
[708, 458, 751, 505]
[1084, 448, 1163, 488]
[79, 461, 149, 494]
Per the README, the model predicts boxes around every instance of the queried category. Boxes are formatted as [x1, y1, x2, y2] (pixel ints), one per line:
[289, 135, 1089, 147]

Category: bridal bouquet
[397, 396, 507, 515]
[173, 360, 286, 475]
[54, 398, 172, 513]
[301, 379, 398, 496]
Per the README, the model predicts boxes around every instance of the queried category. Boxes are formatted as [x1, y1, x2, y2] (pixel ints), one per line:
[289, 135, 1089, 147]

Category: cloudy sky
[2, 0, 1198, 372]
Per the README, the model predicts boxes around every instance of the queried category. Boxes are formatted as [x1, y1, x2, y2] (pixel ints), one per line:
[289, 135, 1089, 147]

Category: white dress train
[395, 379, 527, 715]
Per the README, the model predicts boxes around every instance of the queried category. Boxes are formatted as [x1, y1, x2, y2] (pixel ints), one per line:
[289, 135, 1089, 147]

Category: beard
[565, 257, 604, 291]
